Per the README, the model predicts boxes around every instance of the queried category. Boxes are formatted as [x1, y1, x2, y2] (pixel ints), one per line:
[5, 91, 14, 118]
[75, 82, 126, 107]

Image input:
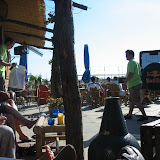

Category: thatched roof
[0, 0, 48, 48]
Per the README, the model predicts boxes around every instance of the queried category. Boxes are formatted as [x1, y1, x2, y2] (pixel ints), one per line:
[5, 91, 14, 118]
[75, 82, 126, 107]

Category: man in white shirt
[88, 76, 101, 91]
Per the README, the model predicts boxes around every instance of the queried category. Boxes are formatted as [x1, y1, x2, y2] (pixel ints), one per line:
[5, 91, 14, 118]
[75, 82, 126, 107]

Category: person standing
[0, 37, 17, 91]
[123, 50, 148, 121]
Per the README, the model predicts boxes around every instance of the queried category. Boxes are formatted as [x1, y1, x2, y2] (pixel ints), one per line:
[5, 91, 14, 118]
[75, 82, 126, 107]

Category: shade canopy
[0, 0, 47, 48]
[82, 44, 90, 83]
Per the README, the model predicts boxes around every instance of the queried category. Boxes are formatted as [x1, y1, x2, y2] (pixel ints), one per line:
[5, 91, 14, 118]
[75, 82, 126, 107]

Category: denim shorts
[129, 83, 142, 103]
[0, 102, 6, 114]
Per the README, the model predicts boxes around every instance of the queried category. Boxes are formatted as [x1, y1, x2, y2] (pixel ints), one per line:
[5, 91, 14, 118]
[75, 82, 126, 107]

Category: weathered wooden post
[54, 0, 84, 160]
[51, 49, 62, 98]
[88, 97, 140, 160]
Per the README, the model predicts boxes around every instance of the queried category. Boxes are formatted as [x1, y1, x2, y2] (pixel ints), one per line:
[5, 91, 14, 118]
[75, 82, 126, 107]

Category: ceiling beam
[5, 30, 52, 42]
[73, 2, 88, 10]
[2, 19, 54, 33]
[17, 42, 54, 50]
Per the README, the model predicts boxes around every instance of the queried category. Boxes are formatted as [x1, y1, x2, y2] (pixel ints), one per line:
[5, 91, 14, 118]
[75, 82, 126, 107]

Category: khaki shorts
[129, 83, 142, 103]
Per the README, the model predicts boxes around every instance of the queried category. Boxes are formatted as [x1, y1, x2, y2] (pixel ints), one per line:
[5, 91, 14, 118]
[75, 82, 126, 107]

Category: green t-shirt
[126, 58, 142, 88]
[0, 44, 7, 78]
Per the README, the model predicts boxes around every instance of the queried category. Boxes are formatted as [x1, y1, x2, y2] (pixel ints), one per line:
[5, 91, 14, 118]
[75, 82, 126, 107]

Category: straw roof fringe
[0, 0, 47, 48]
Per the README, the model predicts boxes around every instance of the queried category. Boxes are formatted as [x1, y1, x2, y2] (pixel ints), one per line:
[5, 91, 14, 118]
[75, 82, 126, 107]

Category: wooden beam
[73, 2, 88, 10]
[2, 19, 54, 33]
[0, 27, 4, 44]
[4, 30, 52, 42]
[50, 0, 88, 10]
[17, 42, 54, 50]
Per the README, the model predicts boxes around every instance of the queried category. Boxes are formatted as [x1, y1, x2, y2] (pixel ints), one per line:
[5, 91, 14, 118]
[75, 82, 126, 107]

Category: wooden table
[33, 115, 66, 159]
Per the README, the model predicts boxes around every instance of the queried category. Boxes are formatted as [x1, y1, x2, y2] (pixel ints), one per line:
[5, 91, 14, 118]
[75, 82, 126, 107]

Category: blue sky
[11, 0, 160, 80]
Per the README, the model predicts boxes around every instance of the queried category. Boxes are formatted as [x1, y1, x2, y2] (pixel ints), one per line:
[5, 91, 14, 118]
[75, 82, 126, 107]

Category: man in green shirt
[0, 37, 16, 91]
[123, 50, 148, 121]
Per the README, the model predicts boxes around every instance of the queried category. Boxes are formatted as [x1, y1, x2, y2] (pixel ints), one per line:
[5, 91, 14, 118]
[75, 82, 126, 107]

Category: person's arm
[0, 114, 7, 125]
[0, 60, 16, 67]
[0, 91, 10, 99]
[98, 83, 104, 92]
[123, 72, 133, 90]
[0, 59, 11, 67]
[87, 84, 91, 91]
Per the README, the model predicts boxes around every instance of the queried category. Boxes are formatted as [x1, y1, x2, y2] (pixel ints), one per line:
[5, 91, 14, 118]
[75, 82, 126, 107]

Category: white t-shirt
[88, 83, 101, 91]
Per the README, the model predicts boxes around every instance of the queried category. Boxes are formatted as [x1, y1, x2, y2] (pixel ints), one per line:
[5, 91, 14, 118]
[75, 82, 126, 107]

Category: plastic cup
[48, 118, 55, 125]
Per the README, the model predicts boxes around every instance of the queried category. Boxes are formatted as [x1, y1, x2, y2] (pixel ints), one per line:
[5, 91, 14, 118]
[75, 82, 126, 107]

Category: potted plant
[57, 97, 64, 113]
[47, 97, 57, 117]
[47, 97, 64, 117]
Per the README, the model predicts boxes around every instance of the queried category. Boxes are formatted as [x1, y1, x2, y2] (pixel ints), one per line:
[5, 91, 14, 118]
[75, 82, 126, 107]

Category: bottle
[58, 113, 64, 125]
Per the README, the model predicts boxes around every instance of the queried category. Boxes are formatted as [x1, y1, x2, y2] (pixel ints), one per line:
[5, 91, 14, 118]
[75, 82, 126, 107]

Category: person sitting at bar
[88, 76, 101, 91]
[0, 114, 16, 158]
[105, 77, 111, 84]
[0, 91, 37, 142]
[0, 114, 76, 160]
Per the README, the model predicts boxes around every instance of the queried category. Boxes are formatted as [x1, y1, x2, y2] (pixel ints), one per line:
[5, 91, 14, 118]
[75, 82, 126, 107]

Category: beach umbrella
[82, 44, 91, 83]
[19, 54, 28, 82]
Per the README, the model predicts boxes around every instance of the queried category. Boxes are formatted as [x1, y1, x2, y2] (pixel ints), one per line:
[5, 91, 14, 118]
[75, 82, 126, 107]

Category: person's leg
[0, 125, 16, 158]
[16, 123, 34, 141]
[5, 114, 16, 133]
[5, 100, 34, 140]
[6, 99, 18, 110]
[133, 84, 147, 121]
[124, 87, 135, 119]
[135, 102, 147, 117]
[4, 103, 37, 129]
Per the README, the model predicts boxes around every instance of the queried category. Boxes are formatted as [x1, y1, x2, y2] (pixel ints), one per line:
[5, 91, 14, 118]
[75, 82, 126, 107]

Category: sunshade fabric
[0, 0, 46, 48]
[82, 44, 90, 83]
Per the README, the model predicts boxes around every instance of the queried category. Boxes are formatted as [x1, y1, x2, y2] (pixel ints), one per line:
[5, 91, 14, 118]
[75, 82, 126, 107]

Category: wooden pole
[0, 27, 4, 44]
[55, 0, 84, 159]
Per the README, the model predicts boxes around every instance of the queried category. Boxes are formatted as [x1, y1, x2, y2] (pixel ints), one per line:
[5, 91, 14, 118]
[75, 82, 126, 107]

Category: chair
[37, 85, 51, 105]
[90, 87, 100, 106]
[15, 90, 26, 110]
[106, 84, 128, 106]
[37, 85, 51, 113]
[79, 88, 89, 104]
[106, 84, 120, 97]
